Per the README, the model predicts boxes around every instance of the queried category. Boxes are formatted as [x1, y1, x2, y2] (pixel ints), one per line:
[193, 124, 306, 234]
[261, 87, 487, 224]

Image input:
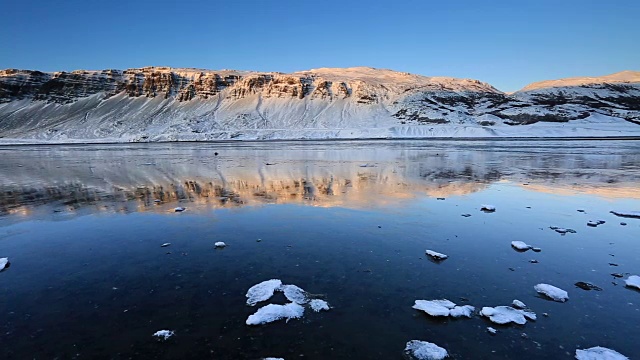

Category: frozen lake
[0, 140, 639, 359]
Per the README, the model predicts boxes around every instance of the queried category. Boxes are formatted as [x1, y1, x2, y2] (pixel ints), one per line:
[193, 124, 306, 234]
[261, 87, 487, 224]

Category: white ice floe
[214, 241, 227, 248]
[425, 250, 448, 261]
[449, 305, 475, 318]
[404, 340, 448, 360]
[413, 299, 474, 318]
[610, 210, 640, 219]
[246, 279, 283, 306]
[575, 346, 629, 360]
[535, 283, 569, 302]
[481, 204, 496, 212]
[246, 303, 305, 325]
[487, 327, 497, 335]
[413, 299, 455, 317]
[511, 241, 533, 251]
[161, 243, 171, 247]
[153, 330, 175, 340]
[512, 299, 527, 309]
[309, 299, 330, 312]
[281, 284, 309, 304]
[624, 275, 640, 290]
[0, 257, 9, 271]
[480, 306, 536, 325]
[174, 207, 186, 212]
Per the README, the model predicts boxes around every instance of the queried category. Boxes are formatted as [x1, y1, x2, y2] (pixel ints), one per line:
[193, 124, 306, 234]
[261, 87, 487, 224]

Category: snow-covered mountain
[0, 66, 638, 143]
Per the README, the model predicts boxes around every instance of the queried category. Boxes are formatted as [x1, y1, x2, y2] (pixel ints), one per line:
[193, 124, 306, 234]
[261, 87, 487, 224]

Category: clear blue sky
[1, 0, 638, 91]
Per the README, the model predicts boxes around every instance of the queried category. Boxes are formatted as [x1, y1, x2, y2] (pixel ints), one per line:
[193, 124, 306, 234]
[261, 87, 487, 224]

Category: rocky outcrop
[0, 66, 638, 142]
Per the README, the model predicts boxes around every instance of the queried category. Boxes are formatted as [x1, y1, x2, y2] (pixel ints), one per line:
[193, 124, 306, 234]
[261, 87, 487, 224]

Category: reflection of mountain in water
[1, 141, 639, 220]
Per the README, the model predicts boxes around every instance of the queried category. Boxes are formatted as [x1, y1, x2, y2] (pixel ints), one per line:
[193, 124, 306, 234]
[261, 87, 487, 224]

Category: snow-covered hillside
[0, 67, 638, 143]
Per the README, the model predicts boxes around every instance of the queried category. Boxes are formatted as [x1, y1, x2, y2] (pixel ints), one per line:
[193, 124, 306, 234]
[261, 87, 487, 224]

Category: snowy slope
[0, 67, 638, 143]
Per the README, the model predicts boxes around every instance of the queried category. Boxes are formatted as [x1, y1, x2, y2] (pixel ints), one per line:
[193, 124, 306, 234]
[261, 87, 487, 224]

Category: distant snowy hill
[0, 66, 638, 143]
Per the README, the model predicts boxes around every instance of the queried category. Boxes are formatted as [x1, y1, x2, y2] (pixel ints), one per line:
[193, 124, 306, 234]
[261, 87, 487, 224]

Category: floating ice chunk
[610, 210, 640, 219]
[161, 243, 171, 247]
[575, 346, 629, 360]
[281, 284, 309, 304]
[449, 305, 475, 318]
[511, 241, 533, 251]
[309, 299, 330, 312]
[153, 330, 174, 340]
[413, 300, 455, 316]
[404, 340, 448, 360]
[624, 275, 640, 290]
[246, 279, 283, 306]
[535, 283, 569, 302]
[587, 220, 605, 227]
[413, 299, 465, 317]
[487, 327, 497, 335]
[214, 242, 227, 248]
[480, 306, 536, 325]
[550, 226, 576, 234]
[0, 257, 9, 271]
[174, 207, 186, 212]
[481, 204, 496, 212]
[512, 299, 526, 309]
[425, 250, 448, 261]
[246, 303, 304, 325]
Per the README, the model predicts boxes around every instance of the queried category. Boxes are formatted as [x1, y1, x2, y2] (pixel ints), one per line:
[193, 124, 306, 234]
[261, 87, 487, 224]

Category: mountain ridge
[0, 66, 639, 143]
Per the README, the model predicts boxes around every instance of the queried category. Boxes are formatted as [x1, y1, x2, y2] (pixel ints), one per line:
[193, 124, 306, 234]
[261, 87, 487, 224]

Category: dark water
[0, 140, 639, 359]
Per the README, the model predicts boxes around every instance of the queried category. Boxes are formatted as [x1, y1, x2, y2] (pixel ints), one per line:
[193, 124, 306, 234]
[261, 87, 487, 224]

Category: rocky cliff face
[0, 66, 638, 142]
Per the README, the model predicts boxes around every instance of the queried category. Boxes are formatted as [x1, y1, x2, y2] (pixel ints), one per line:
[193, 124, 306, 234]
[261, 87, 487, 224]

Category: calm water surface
[0, 140, 639, 359]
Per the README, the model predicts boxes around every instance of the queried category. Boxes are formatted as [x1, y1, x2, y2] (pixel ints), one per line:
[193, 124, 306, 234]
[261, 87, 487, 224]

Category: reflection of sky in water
[0, 141, 639, 359]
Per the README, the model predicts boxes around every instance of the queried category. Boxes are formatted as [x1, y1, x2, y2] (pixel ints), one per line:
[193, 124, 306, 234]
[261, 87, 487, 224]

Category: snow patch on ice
[246, 303, 305, 325]
[624, 275, 640, 290]
[512, 300, 527, 309]
[480, 306, 536, 325]
[404, 340, 449, 360]
[425, 250, 448, 260]
[153, 330, 175, 340]
[413, 299, 474, 318]
[0, 257, 9, 271]
[246, 279, 283, 306]
[413, 299, 454, 317]
[535, 283, 569, 302]
[449, 305, 475, 318]
[281, 284, 309, 304]
[575, 346, 629, 360]
[309, 299, 330, 312]
[511, 241, 533, 251]
[481, 204, 495, 212]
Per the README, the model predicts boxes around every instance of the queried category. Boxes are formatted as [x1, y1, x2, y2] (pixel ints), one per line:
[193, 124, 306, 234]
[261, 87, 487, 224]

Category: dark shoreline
[1, 136, 640, 147]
